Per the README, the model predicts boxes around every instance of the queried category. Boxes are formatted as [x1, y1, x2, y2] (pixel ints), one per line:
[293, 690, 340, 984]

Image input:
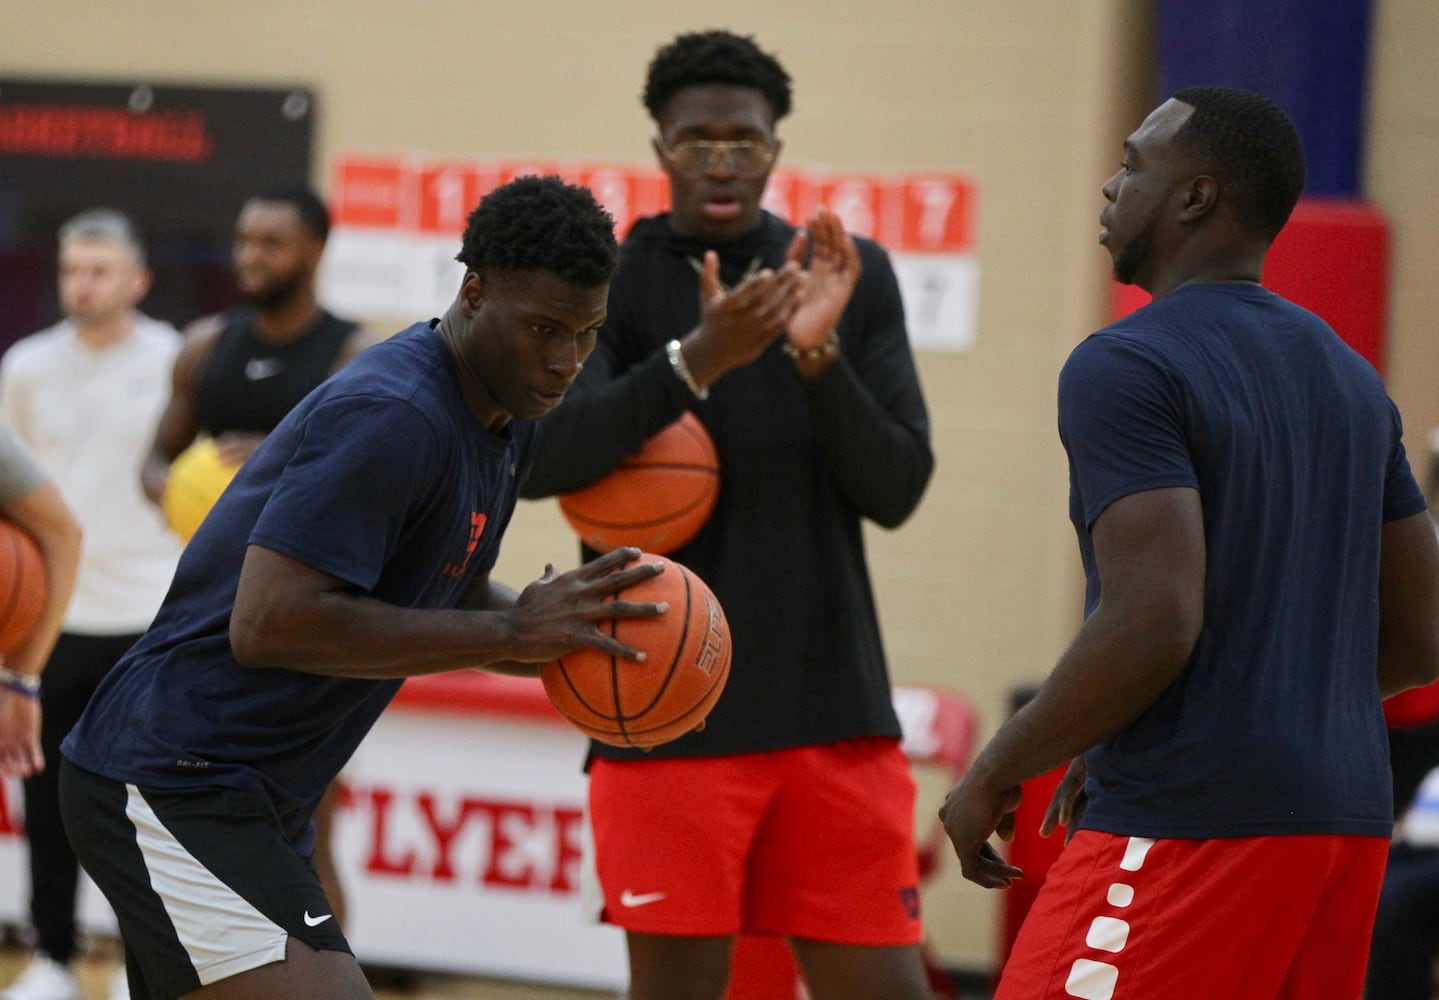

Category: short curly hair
[455, 175, 618, 288]
[249, 185, 332, 243]
[1171, 86, 1306, 240]
[643, 30, 792, 124]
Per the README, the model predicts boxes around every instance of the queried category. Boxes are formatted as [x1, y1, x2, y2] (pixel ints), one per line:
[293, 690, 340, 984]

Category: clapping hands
[680, 207, 861, 386]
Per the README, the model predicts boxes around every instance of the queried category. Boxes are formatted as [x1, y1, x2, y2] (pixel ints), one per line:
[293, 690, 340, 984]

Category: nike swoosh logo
[303, 911, 333, 927]
[619, 889, 667, 907]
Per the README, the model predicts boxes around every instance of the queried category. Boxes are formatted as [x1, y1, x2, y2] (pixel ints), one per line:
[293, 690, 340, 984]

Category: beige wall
[4, 0, 1434, 974]
[1369, 0, 1439, 489]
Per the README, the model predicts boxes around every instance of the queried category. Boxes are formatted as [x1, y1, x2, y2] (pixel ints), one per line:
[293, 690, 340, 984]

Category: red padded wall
[1109, 197, 1389, 372]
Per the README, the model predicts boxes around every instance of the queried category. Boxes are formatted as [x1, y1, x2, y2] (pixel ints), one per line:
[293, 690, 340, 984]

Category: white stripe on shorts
[124, 783, 289, 985]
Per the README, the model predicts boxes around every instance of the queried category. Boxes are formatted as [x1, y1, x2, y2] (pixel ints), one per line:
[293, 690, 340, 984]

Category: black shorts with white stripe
[59, 758, 349, 999]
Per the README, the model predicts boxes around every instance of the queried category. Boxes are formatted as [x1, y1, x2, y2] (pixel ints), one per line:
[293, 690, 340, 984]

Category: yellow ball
[162, 439, 239, 543]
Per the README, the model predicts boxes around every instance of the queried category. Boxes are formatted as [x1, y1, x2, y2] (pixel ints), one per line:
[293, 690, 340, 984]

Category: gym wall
[2, 0, 1435, 972]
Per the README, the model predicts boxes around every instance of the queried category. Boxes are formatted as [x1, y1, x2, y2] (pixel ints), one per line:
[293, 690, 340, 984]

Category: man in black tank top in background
[142, 186, 377, 491]
[140, 185, 377, 934]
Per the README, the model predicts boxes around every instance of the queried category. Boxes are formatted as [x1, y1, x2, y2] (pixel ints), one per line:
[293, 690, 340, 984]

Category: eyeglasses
[654, 138, 777, 179]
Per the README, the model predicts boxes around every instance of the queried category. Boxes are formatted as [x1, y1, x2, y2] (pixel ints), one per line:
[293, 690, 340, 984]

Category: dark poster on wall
[0, 78, 314, 349]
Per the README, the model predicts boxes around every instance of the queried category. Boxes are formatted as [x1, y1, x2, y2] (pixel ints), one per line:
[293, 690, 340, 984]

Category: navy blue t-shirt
[62, 322, 536, 852]
[1061, 283, 1425, 840]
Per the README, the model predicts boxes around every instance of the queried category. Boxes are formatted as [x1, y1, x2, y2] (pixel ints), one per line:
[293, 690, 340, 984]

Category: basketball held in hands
[541, 554, 732, 749]
[558, 412, 719, 555]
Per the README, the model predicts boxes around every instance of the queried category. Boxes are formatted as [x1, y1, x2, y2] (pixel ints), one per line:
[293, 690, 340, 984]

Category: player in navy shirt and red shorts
[940, 88, 1439, 999]
[56, 177, 668, 1000]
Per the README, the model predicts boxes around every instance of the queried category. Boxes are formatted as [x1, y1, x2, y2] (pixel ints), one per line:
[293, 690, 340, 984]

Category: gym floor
[1, 934, 993, 998]
[0, 937, 617, 1000]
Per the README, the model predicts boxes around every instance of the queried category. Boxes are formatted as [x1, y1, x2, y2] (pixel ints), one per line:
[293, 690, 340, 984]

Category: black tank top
[193, 308, 358, 435]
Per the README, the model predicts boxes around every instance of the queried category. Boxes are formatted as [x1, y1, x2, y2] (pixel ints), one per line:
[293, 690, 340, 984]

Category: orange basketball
[558, 412, 719, 554]
[541, 555, 732, 749]
[0, 517, 47, 657]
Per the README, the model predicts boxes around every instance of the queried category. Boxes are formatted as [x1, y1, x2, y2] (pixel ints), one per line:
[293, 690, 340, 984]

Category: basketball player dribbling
[54, 177, 667, 1000]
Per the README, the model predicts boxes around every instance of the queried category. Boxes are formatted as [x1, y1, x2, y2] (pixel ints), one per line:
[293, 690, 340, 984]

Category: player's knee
[624, 932, 732, 1000]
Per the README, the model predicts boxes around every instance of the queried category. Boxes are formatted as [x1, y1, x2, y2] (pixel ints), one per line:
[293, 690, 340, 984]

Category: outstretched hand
[505, 548, 667, 664]
[0, 691, 44, 777]
[784, 207, 861, 352]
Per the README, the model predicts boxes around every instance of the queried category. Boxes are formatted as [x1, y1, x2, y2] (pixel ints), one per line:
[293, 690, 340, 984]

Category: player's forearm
[456, 581, 543, 677]
[471, 659, 543, 678]
[523, 349, 687, 498]
[140, 456, 165, 505]
[969, 600, 1197, 796]
[230, 593, 533, 679]
[800, 357, 933, 527]
[1377, 511, 1439, 696]
[1378, 642, 1439, 697]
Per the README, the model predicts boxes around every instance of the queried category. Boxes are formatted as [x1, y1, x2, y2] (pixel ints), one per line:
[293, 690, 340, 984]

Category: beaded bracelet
[0, 665, 41, 699]
[783, 329, 841, 362]
[666, 339, 709, 400]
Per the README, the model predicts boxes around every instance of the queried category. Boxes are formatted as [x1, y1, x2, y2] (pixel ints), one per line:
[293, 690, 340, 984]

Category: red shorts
[996, 830, 1388, 1000]
[587, 738, 922, 944]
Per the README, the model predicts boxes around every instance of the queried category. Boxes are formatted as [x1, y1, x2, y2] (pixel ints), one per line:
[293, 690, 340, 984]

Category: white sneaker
[107, 967, 130, 1000]
[0, 954, 82, 1000]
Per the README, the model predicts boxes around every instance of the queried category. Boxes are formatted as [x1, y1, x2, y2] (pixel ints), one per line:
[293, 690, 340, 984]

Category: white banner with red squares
[319, 154, 979, 351]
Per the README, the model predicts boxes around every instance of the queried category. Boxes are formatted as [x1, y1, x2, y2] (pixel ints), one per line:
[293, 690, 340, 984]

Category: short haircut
[1171, 86, 1306, 240]
[455, 175, 618, 289]
[643, 29, 792, 124]
[247, 185, 332, 243]
[58, 208, 146, 265]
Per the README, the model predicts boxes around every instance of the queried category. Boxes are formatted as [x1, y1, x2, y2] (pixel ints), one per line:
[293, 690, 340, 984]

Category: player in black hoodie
[523, 29, 935, 1000]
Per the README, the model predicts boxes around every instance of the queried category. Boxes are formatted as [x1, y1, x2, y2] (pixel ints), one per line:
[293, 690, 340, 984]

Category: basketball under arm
[0, 479, 82, 678]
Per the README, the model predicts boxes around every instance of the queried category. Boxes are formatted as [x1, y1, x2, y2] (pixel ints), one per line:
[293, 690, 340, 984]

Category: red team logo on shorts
[441, 512, 487, 578]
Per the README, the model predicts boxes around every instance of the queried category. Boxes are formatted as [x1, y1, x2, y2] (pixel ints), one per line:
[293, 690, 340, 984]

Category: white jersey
[0, 315, 183, 633]
[1402, 766, 1439, 847]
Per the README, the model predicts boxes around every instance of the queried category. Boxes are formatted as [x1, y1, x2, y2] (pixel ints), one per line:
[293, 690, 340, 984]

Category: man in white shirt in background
[0, 208, 182, 1000]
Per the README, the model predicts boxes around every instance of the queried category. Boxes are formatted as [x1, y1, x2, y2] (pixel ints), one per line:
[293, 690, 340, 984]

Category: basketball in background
[162, 438, 240, 543]
[558, 412, 719, 555]
[0, 517, 47, 656]
[541, 554, 732, 749]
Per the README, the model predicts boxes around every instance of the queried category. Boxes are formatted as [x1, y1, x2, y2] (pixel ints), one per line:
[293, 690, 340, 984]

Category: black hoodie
[524, 210, 934, 760]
